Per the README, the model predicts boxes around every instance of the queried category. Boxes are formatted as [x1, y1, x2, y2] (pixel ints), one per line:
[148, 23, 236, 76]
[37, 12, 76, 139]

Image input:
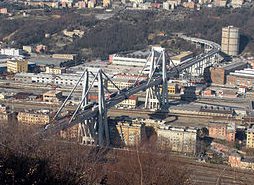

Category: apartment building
[227, 68, 254, 88]
[45, 66, 66, 75]
[60, 124, 79, 140]
[117, 95, 138, 109]
[247, 125, 254, 148]
[208, 121, 236, 142]
[113, 120, 145, 147]
[14, 72, 102, 88]
[229, 152, 254, 170]
[157, 126, 197, 154]
[108, 74, 147, 90]
[17, 109, 51, 125]
[43, 90, 62, 103]
[1, 48, 23, 56]
[168, 83, 180, 94]
[209, 61, 248, 85]
[7, 60, 28, 73]
[0, 104, 13, 123]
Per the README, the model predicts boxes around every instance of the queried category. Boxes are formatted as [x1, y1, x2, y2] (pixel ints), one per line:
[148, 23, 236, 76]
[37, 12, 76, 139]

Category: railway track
[109, 108, 238, 120]
[108, 148, 254, 185]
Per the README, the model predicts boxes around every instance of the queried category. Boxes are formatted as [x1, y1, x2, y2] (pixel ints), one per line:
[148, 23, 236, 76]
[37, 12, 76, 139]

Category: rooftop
[159, 125, 198, 133]
[19, 109, 51, 115]
[247, 125, 254, 132]
[69, 60, 143, 76]
[229, 68, 254, 78]
[43, 90, 62, 96]
[242, 157, 254, 163]
[28, 55, 68, 67]
[222, 61, 247, 71]
[112, 49, 150, 59]
[171, 51, 193, 60]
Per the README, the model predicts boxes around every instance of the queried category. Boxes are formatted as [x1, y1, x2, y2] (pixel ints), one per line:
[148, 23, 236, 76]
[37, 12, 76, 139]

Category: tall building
[109, 119, 146, 147]
[208, 121, 235, 142]
[17, 109, 52, 125]
[116, 121, 145, 147]
[221, 26, 240, 56]
[209, 60, 247, 85]
[0, 104, 14, 123]
[247, 125, 254, 148]
[157, 126, 197, 154]
[7, 60, 28, 73]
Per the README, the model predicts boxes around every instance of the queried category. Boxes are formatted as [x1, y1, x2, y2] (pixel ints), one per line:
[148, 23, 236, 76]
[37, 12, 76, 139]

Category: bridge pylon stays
[55, 68, 118, 146]
[145, 47, 168, 111]
[78, 69, 95, 145]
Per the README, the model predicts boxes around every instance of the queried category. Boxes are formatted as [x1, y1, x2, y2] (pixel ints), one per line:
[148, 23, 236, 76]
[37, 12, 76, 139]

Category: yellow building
[103, 0, 110, 7]
[0, 104, 13, 123]
[116, 121, 145, 147]
[45, 66, 65, 75]
[247, 125, 254, 148]
[160, 82, 179, 95]
[171, 51, 193, 65]
[108, 80, 133, 90]
[17, 110, 51, 125]
[60, 124, 79, 140]
[7, 60, 28, 73]
[43, 90, 62, 103]
[117, 95, 137, 109]
[168, 83, 179, 94]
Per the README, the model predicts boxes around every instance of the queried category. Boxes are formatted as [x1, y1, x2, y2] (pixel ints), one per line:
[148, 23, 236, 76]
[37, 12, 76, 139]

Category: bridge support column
[161, 50, 169, 110]
[145, 47, 168, 111]
[97, 69, 110, 146]
[78, 69, 95, 145]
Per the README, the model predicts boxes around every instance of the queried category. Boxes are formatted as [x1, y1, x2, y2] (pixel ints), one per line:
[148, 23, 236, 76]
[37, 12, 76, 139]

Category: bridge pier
[46, 35, 222, 147]
[78, 69, 95, 145]
[97, 70, 110, 146]
[145, 47, 168, 111]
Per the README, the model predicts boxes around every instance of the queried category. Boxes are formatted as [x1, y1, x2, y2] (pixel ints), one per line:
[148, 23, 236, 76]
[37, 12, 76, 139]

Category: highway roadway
[38, 35, 222, 137]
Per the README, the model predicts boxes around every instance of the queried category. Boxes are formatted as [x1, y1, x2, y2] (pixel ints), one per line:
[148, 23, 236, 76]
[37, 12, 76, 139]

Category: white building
[0, 48, 23, 57]
[109, 54, 150, 67]
[45, 66, 65, 75]
[129, 0, 144, 4]
[157, 126, 197, 154]
[14, 72, 101, 88]
[231, 0, 244, 8]
[163, 2, 170, 10]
